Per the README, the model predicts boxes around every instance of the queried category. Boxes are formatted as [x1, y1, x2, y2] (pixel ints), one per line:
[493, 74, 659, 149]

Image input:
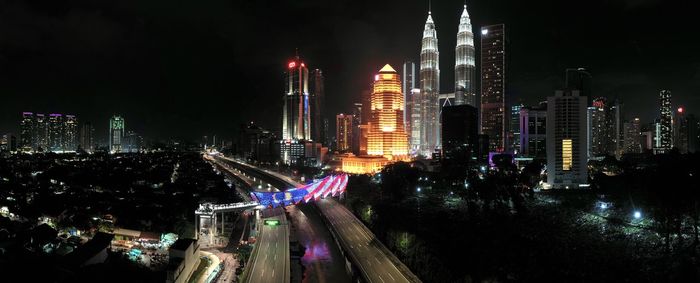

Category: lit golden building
[366, 64, 409, 161]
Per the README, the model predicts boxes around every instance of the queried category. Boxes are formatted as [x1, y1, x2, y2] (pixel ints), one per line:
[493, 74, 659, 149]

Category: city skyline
[1, 0, 698, 140]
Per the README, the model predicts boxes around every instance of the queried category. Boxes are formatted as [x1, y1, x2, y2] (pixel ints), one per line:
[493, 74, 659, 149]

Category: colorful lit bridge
[194, 174, 348, 237]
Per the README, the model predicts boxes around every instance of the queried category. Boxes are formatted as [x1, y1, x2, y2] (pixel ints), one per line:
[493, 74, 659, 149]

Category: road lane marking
[378, 274, 386, 283]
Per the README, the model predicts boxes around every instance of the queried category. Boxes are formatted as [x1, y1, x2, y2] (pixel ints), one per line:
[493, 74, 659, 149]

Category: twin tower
[413, 4, 476, 156]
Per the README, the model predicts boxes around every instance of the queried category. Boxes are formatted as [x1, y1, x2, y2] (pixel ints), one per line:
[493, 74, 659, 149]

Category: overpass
[218, 156, 421, 283]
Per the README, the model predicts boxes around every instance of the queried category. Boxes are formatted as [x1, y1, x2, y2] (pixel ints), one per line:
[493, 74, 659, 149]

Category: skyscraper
[480, 24, 506, 152]
[509, 104, 523, 153]
[367, 64, 409, 160]
[109, 115, 125, 153]
[419, 9, 440, 156]
[623, 118, 642, 154]
[34, 113, 48, 151]
[20, 112, 33, 152]
[80, 122, 95, 152]
[312, 69, 325, 144]
[48, 114, 63, 152]
[588, 97, 611, 158]
[64, 115, 78, 151]
[520, 103, 547, 159]
[441, 104, 478, 161]
[352, 103, 363, 154]
[409, 88, 422, 153]
[547, 90, 588, 189]
[402, 61, 416, 131]
[282, 56, 311, 141]
[657, 90, 673, 153]
[336, 114, 353, 152]
[455, 4, 476, 107]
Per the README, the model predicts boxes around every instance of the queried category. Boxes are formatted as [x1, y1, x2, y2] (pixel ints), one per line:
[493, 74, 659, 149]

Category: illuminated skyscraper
[34, 113, 48, 151]
[80, 122, 95, 152]
[48, 114, 63, 151]
[336, 114, 353, 152]
[367, 64, 409, 160]
[547, 90, 588, 189]
[419, 9, 440, 156]
[480, 24, 506, 152]
[623, 118, 642, 154]
[20, 112, 33, 152]
[455, 4, 476, 107]
[409, 88, 422, 153]
[109, 115, 125, 153]
[282, 56, 311, 141]
[64, 115, 78, 151]
[402, 61, 416, 131]
[657, 90, 672, 153]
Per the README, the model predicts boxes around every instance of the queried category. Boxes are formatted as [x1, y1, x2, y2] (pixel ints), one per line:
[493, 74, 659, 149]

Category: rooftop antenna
[428, 0, 431, 15]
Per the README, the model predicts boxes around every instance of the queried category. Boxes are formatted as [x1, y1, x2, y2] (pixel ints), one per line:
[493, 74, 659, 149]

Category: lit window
[562, 139, 572, 171]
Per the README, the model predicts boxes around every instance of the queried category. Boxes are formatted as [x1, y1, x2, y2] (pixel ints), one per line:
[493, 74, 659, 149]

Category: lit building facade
[109, 115, 125, 153]
[367, 64, 409, 160]
[547, 90, 588, 189]
[623, 118, 641, 154]
[657, 90, 673, 153]
[520, 103, 547, 159]
[34, 114, 48, 151]
[340, 154, 390, 175]
[419, 10, 440, 156]
[80, 122, 95, 152]
[48, 114, 64, 152]
[409, 88, 422, 153]
[455, 4, 476, 107]
[402, 61, 416, 130]
[480, 24, 506, 152]
[509, 104, 523, 153]
[64, 115, 78, 151]
[336, 114, 353, 152]
[20, 112, 33, 152]
[282, 56, 311, 141]
[312, 69, 325, 144]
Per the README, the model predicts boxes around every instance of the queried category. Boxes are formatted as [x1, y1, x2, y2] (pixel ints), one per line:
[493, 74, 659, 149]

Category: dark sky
[1, 0, 698, 142]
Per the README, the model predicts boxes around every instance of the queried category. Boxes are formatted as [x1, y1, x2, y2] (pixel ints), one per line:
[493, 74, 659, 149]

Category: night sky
[1, 0, 698, 142]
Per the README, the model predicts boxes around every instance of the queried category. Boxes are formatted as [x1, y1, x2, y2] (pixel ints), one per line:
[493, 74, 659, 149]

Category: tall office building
[109, 115, 125, 153]
[520, 103, 547, 159]
[48, 114, 64, 152]
[547, 90, 588, 189]
[352, 103, 363, 154]
[623, 118, 642, 154]
[588, 98, 611, 158]
[336, 114, 353, 152]
[565, 68, 592, 104]
[312, 69, 325, 144]
[20, 112, 34, 152]
[419, 9, 440, 156]
[367, 64, 409, 160]
[480, 24, 506, 152]
[657, 90, 673, 153]
[673, 107, 698, 153]
[402, 61, 416, 131]
[441, 104, 478, 160]
[282, 56, 311, 141]
[409, 88, 422, 153]
[80, 122, 95, 152]
[64, 115, 78, 151]
[509, 104, 523, 153]
[455, 4, 476, 107]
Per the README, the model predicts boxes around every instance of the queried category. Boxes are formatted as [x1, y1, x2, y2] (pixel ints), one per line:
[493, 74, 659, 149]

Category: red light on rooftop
[301, 62, 305, 67]
[678, 107, 684, 113]
[288, 62, 296, 68]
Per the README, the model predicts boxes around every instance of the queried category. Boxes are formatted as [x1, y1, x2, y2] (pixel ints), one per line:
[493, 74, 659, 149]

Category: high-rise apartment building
[623, 118, 642, 154]
[80, 122, 95, 152]
[336, 114, 353, 152]
[109, 115, 125, 153]
[48, 114, 64, 152]
[64, 115, 78, 151]
[480, 24, 506, 152]
[657, 90, 673, 153]
[20, 112, 33, 152]
[455, 4, 476, 107]
[547, 90, 588, 189]
[409, 88, 422, 153]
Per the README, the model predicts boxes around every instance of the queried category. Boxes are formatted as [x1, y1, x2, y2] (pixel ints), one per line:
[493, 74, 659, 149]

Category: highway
[246, 208, 290, 283]
[221, 157, 420, 283]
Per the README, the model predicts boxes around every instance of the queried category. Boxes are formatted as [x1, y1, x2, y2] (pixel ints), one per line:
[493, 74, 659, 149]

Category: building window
[562, 139, 572, 171]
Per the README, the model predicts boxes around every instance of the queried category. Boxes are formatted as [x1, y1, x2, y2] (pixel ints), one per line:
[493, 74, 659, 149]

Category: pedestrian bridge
[195, 201, 261, 216]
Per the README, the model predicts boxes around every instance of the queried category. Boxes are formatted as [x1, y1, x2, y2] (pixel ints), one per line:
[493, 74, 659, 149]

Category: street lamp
[633, 211, 642, 219]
